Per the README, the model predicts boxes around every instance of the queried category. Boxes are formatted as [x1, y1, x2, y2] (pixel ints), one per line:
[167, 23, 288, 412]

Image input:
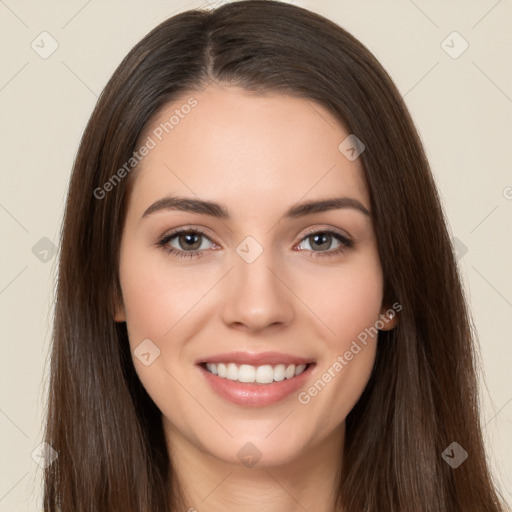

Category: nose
[219, 247, 295, 333]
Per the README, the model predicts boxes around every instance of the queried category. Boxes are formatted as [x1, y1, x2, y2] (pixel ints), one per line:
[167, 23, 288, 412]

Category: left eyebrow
[285, 197, 370, 218]
[141, 195, 371, 220]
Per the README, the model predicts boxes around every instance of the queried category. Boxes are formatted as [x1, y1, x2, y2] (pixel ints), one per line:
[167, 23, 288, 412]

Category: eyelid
[297, 225, 352, 243]
[157, 225, 216, 248]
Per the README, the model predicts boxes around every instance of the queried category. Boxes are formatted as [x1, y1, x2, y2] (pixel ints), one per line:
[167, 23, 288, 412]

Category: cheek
[300, 255, 383, 417]
[315, 255, 384, 345]
[118, 243, 208, 344]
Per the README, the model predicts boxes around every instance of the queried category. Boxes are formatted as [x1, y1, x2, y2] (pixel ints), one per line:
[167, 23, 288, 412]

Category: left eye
[296, 231, 352, 254]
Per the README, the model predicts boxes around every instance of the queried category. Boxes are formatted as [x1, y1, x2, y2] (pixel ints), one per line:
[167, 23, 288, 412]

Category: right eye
[156, 228, 216, 260]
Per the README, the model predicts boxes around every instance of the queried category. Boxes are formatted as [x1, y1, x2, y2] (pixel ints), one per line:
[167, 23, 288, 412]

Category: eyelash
[156, 227, 354, 260]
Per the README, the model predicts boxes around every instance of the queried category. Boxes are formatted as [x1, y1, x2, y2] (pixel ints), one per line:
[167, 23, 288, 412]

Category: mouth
[194, 351, 317, 406]
[198, 361, 316, 385]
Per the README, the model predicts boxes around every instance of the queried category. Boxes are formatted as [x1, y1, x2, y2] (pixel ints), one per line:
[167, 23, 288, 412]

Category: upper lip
[196, 351, 315, 367]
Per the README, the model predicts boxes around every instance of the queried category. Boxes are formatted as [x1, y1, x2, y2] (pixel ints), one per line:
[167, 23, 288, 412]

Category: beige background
[0, 0, 511, 509]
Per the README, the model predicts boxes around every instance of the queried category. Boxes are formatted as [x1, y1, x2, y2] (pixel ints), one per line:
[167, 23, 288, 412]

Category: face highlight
[115, 84, 397, 474]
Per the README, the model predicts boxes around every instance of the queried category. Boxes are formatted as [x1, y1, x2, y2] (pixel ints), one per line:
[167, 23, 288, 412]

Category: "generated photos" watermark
[93, 97, 198, 200]
[297, 301, 402, 405]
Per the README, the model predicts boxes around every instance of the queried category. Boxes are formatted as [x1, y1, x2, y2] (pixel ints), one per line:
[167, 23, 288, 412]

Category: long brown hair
[43, 1, 509, 510]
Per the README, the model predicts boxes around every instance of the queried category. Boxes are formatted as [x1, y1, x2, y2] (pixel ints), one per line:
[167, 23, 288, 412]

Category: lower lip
[197, 363, 316, 407]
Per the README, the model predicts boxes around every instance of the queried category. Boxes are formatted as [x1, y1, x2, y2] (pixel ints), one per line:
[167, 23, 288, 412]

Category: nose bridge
[220, 235, 294, 331]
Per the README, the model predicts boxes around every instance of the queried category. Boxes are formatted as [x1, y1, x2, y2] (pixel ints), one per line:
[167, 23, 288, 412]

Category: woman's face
[115, 84, 396, 469]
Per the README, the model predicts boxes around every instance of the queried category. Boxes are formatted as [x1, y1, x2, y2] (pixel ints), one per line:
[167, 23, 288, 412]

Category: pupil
[181, 233, 201, 250]
[312, 233, 330, 250]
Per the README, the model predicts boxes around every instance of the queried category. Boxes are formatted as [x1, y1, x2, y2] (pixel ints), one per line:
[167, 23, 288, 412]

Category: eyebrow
[141, 195, 371, 220]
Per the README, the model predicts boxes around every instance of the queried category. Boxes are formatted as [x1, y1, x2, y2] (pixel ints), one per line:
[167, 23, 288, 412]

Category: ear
[112, 286, 126, 323]
[114, 301, 126, 323]
[378, 303, 399, 331]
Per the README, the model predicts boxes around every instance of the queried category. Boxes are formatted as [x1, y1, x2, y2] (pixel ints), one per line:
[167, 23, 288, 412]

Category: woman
[43, 1, 509, 510]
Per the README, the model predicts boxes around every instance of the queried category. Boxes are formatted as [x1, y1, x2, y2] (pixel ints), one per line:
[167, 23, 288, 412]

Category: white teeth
[204, 362, 308, 384]
[217, 363, 226, 378]
[207, 362, 218, 375]
[238, 364, 256, 382]
[273, 364, 286, 381]
[226, 363, 238, 381]
[295, 363, 306, 375]
[256, 365, 274, 384]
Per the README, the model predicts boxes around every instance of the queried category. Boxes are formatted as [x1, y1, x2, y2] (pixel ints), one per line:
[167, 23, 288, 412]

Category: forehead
[129, 85, 370, 217]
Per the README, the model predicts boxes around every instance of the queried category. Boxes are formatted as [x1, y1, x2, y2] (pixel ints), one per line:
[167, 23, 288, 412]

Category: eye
[156, 228, 215, 260]
[156, 227, 354, 260]
[295, 229, 353, 258]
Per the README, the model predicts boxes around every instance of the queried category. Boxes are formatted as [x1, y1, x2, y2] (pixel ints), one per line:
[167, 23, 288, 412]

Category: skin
[115, 83, 397, 512]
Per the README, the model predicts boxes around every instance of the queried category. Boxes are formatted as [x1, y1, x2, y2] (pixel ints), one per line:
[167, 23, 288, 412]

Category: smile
[197, 362, 317, 407]
[203, 362, 309, 384]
